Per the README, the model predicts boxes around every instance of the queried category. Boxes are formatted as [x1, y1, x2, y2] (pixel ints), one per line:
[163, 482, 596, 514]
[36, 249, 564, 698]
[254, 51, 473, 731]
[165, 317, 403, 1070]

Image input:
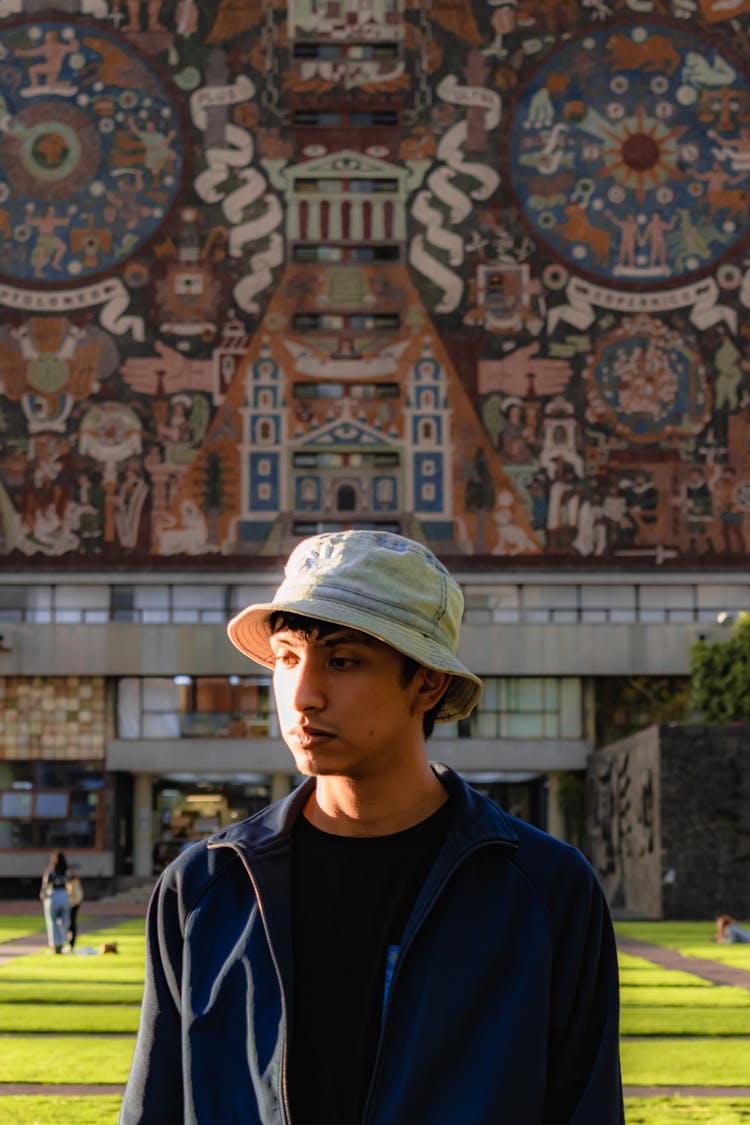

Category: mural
[2, 0, 750, 564]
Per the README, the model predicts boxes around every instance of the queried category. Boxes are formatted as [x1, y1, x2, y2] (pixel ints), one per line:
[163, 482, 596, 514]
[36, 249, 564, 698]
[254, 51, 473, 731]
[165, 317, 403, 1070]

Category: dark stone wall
[587, 724, 750, 920]
[587, 728, 662, 920]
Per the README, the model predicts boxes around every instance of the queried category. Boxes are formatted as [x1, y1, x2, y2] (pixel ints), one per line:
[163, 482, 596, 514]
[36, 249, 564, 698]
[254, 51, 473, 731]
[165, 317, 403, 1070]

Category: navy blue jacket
[120, 765, 624, 1124]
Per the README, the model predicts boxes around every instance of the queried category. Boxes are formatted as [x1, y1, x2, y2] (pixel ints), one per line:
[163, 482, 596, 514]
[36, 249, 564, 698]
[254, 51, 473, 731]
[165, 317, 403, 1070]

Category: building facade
[2, 0, 750, 889]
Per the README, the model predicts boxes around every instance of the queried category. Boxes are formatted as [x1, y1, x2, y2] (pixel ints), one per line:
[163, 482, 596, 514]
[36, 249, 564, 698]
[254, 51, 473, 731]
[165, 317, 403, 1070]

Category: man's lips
[288, 725, 336, 744]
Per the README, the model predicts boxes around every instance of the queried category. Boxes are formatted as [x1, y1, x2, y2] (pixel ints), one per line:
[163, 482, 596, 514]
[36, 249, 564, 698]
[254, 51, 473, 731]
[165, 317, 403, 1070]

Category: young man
[120, 530, 624, 1124]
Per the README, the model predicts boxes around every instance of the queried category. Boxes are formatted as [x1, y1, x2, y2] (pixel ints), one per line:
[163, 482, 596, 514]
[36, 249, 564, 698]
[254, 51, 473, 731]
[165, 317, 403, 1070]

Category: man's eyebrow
[319, 629, 376, 647]
[269, 627, 376, 647]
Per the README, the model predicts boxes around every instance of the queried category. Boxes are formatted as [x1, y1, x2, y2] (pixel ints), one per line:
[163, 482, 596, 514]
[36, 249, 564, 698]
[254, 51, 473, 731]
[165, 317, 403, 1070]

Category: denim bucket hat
[227, 530, 483, 723]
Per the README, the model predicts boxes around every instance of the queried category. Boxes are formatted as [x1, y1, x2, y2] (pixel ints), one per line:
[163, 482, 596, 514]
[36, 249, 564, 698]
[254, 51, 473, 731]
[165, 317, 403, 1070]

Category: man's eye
[329, 655, 356, 669]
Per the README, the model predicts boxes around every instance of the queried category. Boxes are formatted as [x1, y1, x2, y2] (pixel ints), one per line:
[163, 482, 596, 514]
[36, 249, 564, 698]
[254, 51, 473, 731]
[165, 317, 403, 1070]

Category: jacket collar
[208, 764, 519, 856]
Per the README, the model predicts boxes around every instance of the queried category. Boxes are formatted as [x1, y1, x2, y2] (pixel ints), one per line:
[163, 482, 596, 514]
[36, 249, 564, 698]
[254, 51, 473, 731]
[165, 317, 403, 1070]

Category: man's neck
[304, 764, 447, 837]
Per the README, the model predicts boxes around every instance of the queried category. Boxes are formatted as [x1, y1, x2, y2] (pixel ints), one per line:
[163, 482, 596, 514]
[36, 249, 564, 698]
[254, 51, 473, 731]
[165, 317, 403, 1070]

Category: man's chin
[289, 750, 339, 778]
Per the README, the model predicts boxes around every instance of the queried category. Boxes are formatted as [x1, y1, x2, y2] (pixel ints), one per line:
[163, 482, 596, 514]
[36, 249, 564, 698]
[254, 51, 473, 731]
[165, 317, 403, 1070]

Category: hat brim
[227, 599, 483, 724]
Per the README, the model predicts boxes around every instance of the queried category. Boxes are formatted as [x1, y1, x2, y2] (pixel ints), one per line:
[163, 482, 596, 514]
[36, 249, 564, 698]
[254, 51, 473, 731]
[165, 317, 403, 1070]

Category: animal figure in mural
[0, 1, 749, 565]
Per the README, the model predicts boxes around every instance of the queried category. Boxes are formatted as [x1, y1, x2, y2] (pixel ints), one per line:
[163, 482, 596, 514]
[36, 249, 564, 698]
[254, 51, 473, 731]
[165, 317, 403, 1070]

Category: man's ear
[412, 667, 452, 714]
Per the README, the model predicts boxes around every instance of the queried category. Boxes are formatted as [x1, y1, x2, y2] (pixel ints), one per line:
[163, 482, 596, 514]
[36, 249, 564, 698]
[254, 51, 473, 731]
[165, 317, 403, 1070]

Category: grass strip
[0, 953, 145, 985]
[0, 1002, 141, 1033]
[0, 918, 44, 943]
[620, 985, 750, 1007]
[0, 981, 143, 1005]
[621, 1038, 750, 1086]
[621, 1006, 750, 1036]
[0, 1037, 135, 1085]
[624, 1097, 750, 1124]
[0, 1096, 122, 1125]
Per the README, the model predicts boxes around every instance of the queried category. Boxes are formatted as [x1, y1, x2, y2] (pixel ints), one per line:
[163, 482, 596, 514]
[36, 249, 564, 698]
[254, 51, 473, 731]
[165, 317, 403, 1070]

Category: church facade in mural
[2, 0, 750, 565]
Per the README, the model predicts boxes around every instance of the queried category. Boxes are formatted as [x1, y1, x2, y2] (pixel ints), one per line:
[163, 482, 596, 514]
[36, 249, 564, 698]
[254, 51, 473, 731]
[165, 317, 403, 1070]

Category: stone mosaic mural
[2, 0, 750, 564]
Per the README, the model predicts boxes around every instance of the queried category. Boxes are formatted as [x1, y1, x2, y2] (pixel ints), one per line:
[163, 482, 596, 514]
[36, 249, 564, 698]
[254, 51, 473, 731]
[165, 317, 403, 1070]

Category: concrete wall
[587, 727, 662, 919]
[588, 724, 750, 919]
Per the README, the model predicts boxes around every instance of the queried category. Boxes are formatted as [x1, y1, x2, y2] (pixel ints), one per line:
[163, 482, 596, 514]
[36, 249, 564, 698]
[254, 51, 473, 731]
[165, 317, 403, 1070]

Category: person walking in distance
[39, 851, 70, 955]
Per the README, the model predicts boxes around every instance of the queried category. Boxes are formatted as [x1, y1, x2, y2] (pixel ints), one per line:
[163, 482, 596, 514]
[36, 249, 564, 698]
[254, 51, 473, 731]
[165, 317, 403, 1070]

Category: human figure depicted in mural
[620, 471, 659, 540]
[547, 463, 580, 552]
[16, 29, 80, 91]
[602, 478, 638, 551]
[499, 399, 532, 462]
[122, 0, 166, 32]
[606, 211, 641, 270]
[641, 211, 676, 270]
[683, 465, 716, 554]
[693, 162, 747, 217]
[715, 464, 746, 554]
[25, 205, 71, 277]
[120, 529, 624, 1124]
[713, 327, 745, 412]
[464, 447, 495, 548]
[125, 118, 177, 185]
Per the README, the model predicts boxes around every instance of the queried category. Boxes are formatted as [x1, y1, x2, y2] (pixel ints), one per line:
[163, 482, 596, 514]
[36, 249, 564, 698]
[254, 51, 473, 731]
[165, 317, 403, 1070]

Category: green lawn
[0, 1036, 136, 1085]
[624, 1098, 750, 1124]
[0, 1096, 122, 1125]
[0, 917, 44, 943]
[621, 1038, 750, 1086]
[617, 923, 750, 1094]
[0, 914, 749, 1123]
[0, 1002, 141, 1033]
[622, 1004, 750, 1036]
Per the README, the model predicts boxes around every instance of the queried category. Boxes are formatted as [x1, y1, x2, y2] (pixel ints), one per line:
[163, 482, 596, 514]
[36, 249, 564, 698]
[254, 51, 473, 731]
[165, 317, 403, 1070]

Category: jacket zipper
[360, 838, 514, 1125]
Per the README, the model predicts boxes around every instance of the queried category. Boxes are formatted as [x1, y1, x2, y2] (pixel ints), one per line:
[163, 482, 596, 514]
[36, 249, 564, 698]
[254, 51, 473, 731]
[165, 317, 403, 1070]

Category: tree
[690, 612, 750, 723]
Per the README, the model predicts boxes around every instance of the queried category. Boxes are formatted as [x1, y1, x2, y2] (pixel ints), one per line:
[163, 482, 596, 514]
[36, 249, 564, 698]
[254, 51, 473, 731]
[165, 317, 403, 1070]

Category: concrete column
[371, 199, 385, 240]
[546, 771, 565, 841]
[271, 772, 291, 803]
[308, 201, 321, 240]
[133, 772, 154, 878]
[349, 201, 364, 240]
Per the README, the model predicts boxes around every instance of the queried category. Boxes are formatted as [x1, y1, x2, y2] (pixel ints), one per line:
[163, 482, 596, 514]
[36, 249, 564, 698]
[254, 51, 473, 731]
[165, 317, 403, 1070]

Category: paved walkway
[0, 889, 150, 967]
[617, 934, 750, 990]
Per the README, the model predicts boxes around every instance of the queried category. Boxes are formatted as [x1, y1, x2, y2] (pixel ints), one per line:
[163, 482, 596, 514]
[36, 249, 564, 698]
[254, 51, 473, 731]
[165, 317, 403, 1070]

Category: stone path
[617, 935, 750, 990]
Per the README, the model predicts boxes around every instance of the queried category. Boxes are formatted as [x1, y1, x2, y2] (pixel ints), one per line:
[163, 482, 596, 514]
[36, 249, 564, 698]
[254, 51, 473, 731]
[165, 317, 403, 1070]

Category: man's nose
[290, 655, 326, 711]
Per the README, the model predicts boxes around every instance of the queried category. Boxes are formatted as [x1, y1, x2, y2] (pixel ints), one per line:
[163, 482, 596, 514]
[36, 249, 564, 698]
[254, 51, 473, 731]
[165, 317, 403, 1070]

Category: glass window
[0, 765, 104, 849]
[0, 586, 31, 622]
[172, 586, 226, 624]
[35, 791, 70, 818]
[0, 791, 32, 817]
[465, 677, 581, 740]
[55, 586, 110, 624]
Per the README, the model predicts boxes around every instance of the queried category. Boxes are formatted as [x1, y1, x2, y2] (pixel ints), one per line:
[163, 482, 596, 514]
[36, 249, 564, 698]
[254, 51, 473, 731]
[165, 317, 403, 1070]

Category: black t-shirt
[288, 798, 453, 1125]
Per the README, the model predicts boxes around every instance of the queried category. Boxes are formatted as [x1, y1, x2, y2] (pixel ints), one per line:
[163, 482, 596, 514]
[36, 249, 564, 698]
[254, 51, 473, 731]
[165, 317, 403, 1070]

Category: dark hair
[53, 851, 67, 877]
[269, 611, 441, 738]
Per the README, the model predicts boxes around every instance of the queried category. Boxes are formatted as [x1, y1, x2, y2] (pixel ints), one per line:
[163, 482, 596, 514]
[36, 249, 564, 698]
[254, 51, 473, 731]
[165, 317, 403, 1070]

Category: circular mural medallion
[509, 22, 750, 288]
[0, 20, 183, 285]
[584, 315, 710, 441]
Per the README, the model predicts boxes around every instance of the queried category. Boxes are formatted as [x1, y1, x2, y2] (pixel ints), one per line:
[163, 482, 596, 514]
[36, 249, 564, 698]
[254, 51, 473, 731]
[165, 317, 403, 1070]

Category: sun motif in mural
[509, 21, 750, 286]
[593, 103, 685, 203]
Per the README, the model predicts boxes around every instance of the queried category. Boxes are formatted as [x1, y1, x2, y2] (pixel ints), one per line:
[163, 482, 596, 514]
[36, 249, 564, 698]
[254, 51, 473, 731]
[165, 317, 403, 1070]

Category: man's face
[269, 623, 422, 780]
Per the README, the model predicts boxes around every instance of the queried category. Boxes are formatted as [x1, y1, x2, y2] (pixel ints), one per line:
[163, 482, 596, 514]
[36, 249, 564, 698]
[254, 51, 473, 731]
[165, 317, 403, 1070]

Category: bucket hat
[227, 530, 483, 723]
